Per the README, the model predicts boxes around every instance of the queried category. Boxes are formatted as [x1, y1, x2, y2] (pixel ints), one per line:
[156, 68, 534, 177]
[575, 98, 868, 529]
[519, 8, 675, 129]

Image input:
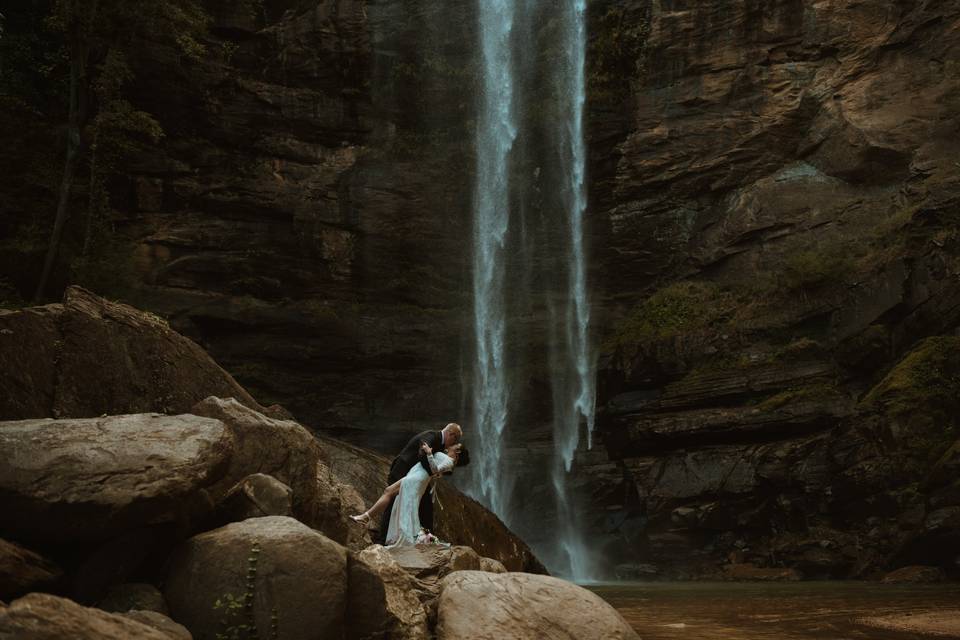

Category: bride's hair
[455, 445, 470, 467]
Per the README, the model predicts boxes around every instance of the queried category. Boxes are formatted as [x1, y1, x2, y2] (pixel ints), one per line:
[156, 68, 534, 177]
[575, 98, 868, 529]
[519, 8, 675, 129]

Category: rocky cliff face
[2, 0, 959, 579]
[580, 0, 960, 577]
[113, 0, 482, 452]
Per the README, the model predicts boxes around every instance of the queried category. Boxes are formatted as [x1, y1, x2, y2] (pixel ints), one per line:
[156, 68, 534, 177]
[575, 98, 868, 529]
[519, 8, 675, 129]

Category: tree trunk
[34, 12, 93, 301]
[82, 126, 101, 258]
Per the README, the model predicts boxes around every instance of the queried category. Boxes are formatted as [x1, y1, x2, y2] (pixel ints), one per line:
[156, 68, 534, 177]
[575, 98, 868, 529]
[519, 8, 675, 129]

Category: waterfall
[549, 0, 597, 581]
[470, 0, 517, 518]
[468, 0, 596, 580]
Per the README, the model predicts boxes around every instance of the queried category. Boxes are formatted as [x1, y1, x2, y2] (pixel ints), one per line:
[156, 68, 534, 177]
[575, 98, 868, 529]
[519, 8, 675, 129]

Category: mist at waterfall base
[461, 0, 600, 581]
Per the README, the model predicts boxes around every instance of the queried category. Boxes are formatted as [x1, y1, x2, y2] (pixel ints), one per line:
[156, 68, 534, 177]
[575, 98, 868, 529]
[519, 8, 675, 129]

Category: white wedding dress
[384, 451, 454, 547]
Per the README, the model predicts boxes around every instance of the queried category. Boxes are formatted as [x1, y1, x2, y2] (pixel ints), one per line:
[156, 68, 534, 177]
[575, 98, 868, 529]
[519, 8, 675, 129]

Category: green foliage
[213, 542, 278, 640]
[47, 0, 210, 60]
[588, 4, 649, 100]
[607, 281, 735, 350]
[6, 0, 211, 300]
[83, 48, 165, 266]
[0, 3, 68, 112]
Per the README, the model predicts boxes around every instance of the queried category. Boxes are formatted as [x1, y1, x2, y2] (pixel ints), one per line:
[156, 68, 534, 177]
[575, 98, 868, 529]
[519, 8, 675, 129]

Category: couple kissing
[351, 422, 470, 546]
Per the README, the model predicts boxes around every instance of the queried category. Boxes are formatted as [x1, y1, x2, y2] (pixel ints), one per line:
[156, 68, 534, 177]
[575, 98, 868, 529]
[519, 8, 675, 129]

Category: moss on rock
[606, 281, 735, 351]
[755, 381, 844, 412]
[861, 336, 960, 466]
[862, 336, 960, 415]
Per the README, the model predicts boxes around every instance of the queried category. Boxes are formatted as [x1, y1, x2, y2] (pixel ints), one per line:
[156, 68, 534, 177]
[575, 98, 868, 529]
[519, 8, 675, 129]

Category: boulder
[433, 483, 547, 574]
[0, 413, 231, 544]
[346, 546, 430, 640]
[164, 516, 347, 640]
[881, 565, 946, 584]
[0, 539, 62, 600]
[0, 592, 189, 639]
[478, 557, 507, 574]
[121, 610, 192, 640]
[436, 571, 639, 640]
[98, 583, 169, 615]
[191, 397, 370, 549]
[0, 286, 269, 420]
[388, 545, 481, 589]
[216, 473, 294, 523]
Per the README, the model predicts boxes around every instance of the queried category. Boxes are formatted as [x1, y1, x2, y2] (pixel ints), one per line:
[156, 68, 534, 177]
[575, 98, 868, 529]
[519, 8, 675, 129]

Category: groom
[376, 422, 463, 544]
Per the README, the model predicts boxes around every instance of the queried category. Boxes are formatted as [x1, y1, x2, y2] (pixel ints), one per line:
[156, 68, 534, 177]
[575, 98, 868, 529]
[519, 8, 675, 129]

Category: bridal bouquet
[416, 528, 450, 546]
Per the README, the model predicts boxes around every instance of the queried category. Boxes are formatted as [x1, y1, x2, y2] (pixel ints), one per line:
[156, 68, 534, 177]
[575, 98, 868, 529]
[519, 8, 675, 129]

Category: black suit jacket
[387, 429, 446, 485]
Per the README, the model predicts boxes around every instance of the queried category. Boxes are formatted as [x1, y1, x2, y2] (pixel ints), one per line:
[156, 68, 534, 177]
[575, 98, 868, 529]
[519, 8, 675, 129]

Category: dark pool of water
[587, 581, 960, 639]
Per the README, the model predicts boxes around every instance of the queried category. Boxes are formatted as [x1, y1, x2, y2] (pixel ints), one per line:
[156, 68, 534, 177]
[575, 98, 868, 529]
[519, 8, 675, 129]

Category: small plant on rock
[213, 542, 279, 640]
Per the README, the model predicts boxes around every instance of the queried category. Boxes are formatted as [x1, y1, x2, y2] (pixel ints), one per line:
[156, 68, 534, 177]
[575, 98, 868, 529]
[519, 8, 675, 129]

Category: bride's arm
[430, 453, 454, 475]
[426, 451, 441, 474]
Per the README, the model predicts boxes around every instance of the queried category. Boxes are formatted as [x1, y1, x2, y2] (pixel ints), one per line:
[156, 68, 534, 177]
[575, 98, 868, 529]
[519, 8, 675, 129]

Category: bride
[351, 441, 469, 546]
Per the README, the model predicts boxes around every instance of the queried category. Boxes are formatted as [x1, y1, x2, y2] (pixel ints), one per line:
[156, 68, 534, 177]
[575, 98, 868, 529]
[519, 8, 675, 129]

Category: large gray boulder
[436, 571, 639, 640]
[164, 516, 347, 640]
[0, 592, 189, 640]
[0, 413, 231, 543]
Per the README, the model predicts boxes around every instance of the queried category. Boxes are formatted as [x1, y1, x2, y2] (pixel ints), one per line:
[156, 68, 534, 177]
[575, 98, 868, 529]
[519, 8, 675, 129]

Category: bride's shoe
[350, 513, 370, 524]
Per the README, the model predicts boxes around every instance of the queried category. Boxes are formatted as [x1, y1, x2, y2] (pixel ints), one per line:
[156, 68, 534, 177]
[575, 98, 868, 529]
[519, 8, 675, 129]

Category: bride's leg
[351, 480, 402, 522]
[366, 480, 402, 518]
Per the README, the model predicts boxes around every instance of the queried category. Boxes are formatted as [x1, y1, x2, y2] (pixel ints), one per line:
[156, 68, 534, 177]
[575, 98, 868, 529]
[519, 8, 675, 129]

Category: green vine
[213, 542, 279, 640]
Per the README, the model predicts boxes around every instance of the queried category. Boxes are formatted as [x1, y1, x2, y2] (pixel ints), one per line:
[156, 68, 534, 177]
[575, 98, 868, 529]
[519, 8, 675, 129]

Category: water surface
[588, 581, 960, 639]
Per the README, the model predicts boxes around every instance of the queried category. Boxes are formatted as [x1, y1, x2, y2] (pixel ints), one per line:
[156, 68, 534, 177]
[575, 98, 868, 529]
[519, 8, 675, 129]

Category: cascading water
[470, 0, 517, 518]
[467, 0, 596, 580]
[549, 0, 597, 581]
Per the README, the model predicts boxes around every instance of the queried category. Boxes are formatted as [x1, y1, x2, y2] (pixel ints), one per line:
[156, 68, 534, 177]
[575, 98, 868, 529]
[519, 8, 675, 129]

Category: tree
[33, 0, 208, 301]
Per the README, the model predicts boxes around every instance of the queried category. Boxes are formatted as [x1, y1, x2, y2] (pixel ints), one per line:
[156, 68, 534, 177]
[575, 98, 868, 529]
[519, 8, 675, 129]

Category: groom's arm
[417, 431, 446, 477]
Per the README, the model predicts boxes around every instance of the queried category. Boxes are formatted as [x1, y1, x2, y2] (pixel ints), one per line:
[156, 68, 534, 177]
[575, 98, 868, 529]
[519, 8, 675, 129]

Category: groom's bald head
[442, 422, 462, 445]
